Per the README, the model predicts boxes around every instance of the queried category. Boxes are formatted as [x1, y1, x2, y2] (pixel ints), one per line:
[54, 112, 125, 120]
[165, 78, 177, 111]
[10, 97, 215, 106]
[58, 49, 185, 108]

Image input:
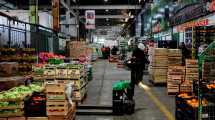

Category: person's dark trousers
[128, 65, 144, 100]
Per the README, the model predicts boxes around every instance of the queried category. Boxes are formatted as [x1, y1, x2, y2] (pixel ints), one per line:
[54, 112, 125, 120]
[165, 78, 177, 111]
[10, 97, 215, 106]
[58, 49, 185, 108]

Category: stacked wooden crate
[67, 41, 92, 59]
[168, 49, 182, 66]
[185, 59, 198, 81]
[180, 80, 193, 93]
[43, 63, 88, 102]
[45, 81, 76, 120]
[167, 66, 185, 95]
[67, 64, 88, 102]
[151, 48, 168, 84]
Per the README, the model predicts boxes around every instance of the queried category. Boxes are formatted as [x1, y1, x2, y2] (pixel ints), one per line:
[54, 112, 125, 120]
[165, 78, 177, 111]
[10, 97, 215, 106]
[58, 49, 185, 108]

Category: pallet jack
[76, 59, 139, 116]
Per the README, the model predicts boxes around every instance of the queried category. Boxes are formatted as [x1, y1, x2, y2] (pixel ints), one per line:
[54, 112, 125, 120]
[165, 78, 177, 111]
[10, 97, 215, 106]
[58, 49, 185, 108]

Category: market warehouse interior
[1, 0, 215, 120]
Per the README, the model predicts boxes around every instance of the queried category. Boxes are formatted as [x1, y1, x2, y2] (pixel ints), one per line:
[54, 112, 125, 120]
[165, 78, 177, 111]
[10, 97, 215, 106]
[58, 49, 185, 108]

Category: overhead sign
[85, 10, 95, 29]
[170, 3, 208, 26]
[176, 19, 209, 32]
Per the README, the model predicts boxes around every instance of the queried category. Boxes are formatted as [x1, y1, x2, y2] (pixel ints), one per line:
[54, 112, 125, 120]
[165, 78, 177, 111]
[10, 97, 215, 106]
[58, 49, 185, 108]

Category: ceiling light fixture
[104, 0, 108, 2]
[105, 9, 109, 12]
[106, 18, 109, 21]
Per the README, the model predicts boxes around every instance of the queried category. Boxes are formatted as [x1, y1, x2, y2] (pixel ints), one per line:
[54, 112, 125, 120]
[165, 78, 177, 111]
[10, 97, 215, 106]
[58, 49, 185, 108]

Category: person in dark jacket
[111, 46, 118, 55]
[128, 43, 149, 100]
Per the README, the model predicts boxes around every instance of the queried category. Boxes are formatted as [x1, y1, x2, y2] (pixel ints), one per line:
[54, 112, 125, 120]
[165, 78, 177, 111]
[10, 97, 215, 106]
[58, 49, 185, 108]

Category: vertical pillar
[29, 0, 38, 24]
[52, 0, 60, 31]
[29, 0, 38, 52]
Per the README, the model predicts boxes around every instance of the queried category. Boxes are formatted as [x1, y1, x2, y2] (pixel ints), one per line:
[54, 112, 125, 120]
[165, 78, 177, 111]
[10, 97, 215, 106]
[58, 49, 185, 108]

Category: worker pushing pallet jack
[112, 43, 149, 115]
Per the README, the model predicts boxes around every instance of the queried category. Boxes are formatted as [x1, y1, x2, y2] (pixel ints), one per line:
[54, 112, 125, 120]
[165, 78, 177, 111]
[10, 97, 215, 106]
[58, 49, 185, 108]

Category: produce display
[0, 84, 43, 101]
[0, 48, 37, 75]
[0, 84, 43, 118]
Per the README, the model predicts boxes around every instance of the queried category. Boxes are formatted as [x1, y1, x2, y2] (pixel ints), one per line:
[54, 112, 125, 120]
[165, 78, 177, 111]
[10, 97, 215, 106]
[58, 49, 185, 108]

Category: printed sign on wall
[85, 10, 95, 29]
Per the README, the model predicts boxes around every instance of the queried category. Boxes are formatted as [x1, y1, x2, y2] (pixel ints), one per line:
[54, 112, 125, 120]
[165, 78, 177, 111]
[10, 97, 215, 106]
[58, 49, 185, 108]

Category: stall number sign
[85, 10, 95, 29]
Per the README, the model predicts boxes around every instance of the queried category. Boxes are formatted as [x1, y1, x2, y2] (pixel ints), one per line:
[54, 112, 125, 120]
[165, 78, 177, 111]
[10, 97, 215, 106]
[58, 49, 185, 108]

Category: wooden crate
[0, 118, 7, 120]
[27, 117, 48, 120]
[186, 68, 198, 74]
[151, 68, 168, 76]
[45, 82, 66, 93]
[8, 117, 26, 120]
[154, 48, 168, 56]
[186, 59, 198, 68]
[67, 69, 82, 79]
[0, 101, 24, 110]
[48, 103, 76, 120]
[168, 49, 182, 57]
[56, 68, 68, 78]
[44, 68, 56, 76]
[46, 101, 70, 116]
[152, 75, 167, 84]
[46, 92, 67, 101]
[0, 111, 24, 117]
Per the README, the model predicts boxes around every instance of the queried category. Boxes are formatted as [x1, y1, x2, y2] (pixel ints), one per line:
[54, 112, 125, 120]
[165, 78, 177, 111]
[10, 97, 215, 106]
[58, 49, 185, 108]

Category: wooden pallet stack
[167, 66, 185, 95]
[150, 48, 168, 84]
[185, 59, 199, 81]
[168, 49, 182, 66]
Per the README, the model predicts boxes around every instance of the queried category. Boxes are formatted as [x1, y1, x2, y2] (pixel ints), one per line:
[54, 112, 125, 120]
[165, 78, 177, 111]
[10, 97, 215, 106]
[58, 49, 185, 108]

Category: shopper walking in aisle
[111, 46, 119, 55]
[128, 43, 149, 99]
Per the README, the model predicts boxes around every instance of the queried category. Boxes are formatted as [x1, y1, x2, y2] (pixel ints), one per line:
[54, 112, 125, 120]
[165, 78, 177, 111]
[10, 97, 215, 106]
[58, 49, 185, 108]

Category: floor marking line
[138, 82, 175, 120]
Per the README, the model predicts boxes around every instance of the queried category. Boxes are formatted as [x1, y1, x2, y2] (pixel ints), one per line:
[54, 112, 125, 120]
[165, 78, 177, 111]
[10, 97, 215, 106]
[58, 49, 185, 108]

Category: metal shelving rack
[198, 40, 215, 120]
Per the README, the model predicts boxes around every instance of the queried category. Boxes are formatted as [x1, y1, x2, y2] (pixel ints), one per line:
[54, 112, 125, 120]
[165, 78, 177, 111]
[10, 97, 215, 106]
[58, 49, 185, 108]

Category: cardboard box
[0, 62, 18, 76]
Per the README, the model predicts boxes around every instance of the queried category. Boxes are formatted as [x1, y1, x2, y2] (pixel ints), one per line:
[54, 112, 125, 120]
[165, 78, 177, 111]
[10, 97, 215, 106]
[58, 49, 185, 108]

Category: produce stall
[0, 43, 94, 120]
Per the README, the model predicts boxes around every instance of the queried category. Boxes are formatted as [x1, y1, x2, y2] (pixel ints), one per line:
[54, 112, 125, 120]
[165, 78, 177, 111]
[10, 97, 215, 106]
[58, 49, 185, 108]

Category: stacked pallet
[167, 66, 185, 95]
[185, 59, 198, 81]
[168, 49, 182, 66]
[151, 48, 168, 84]
[45, 80, 76, 120]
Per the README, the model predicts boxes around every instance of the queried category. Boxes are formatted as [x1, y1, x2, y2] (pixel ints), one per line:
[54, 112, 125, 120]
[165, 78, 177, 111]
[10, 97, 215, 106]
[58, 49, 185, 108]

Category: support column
[52, 0, 60, 31]
[29, 0, 38, 51]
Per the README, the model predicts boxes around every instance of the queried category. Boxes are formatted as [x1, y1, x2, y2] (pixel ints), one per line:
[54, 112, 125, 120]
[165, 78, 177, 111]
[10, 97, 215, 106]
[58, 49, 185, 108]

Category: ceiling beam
[60, 0, 77, 17]
[71, 5, 141, 10]
[79, 15, 131, 19]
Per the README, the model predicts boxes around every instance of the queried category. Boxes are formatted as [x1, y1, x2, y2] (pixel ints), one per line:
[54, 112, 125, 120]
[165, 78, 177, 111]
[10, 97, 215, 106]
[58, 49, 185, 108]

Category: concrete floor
[77, 60, 175, 120]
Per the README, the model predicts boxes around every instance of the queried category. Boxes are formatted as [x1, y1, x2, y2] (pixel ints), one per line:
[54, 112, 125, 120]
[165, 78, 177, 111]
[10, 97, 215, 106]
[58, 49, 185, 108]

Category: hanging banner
[85, 10, 95, 29]
[52, 0, 60, 31]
